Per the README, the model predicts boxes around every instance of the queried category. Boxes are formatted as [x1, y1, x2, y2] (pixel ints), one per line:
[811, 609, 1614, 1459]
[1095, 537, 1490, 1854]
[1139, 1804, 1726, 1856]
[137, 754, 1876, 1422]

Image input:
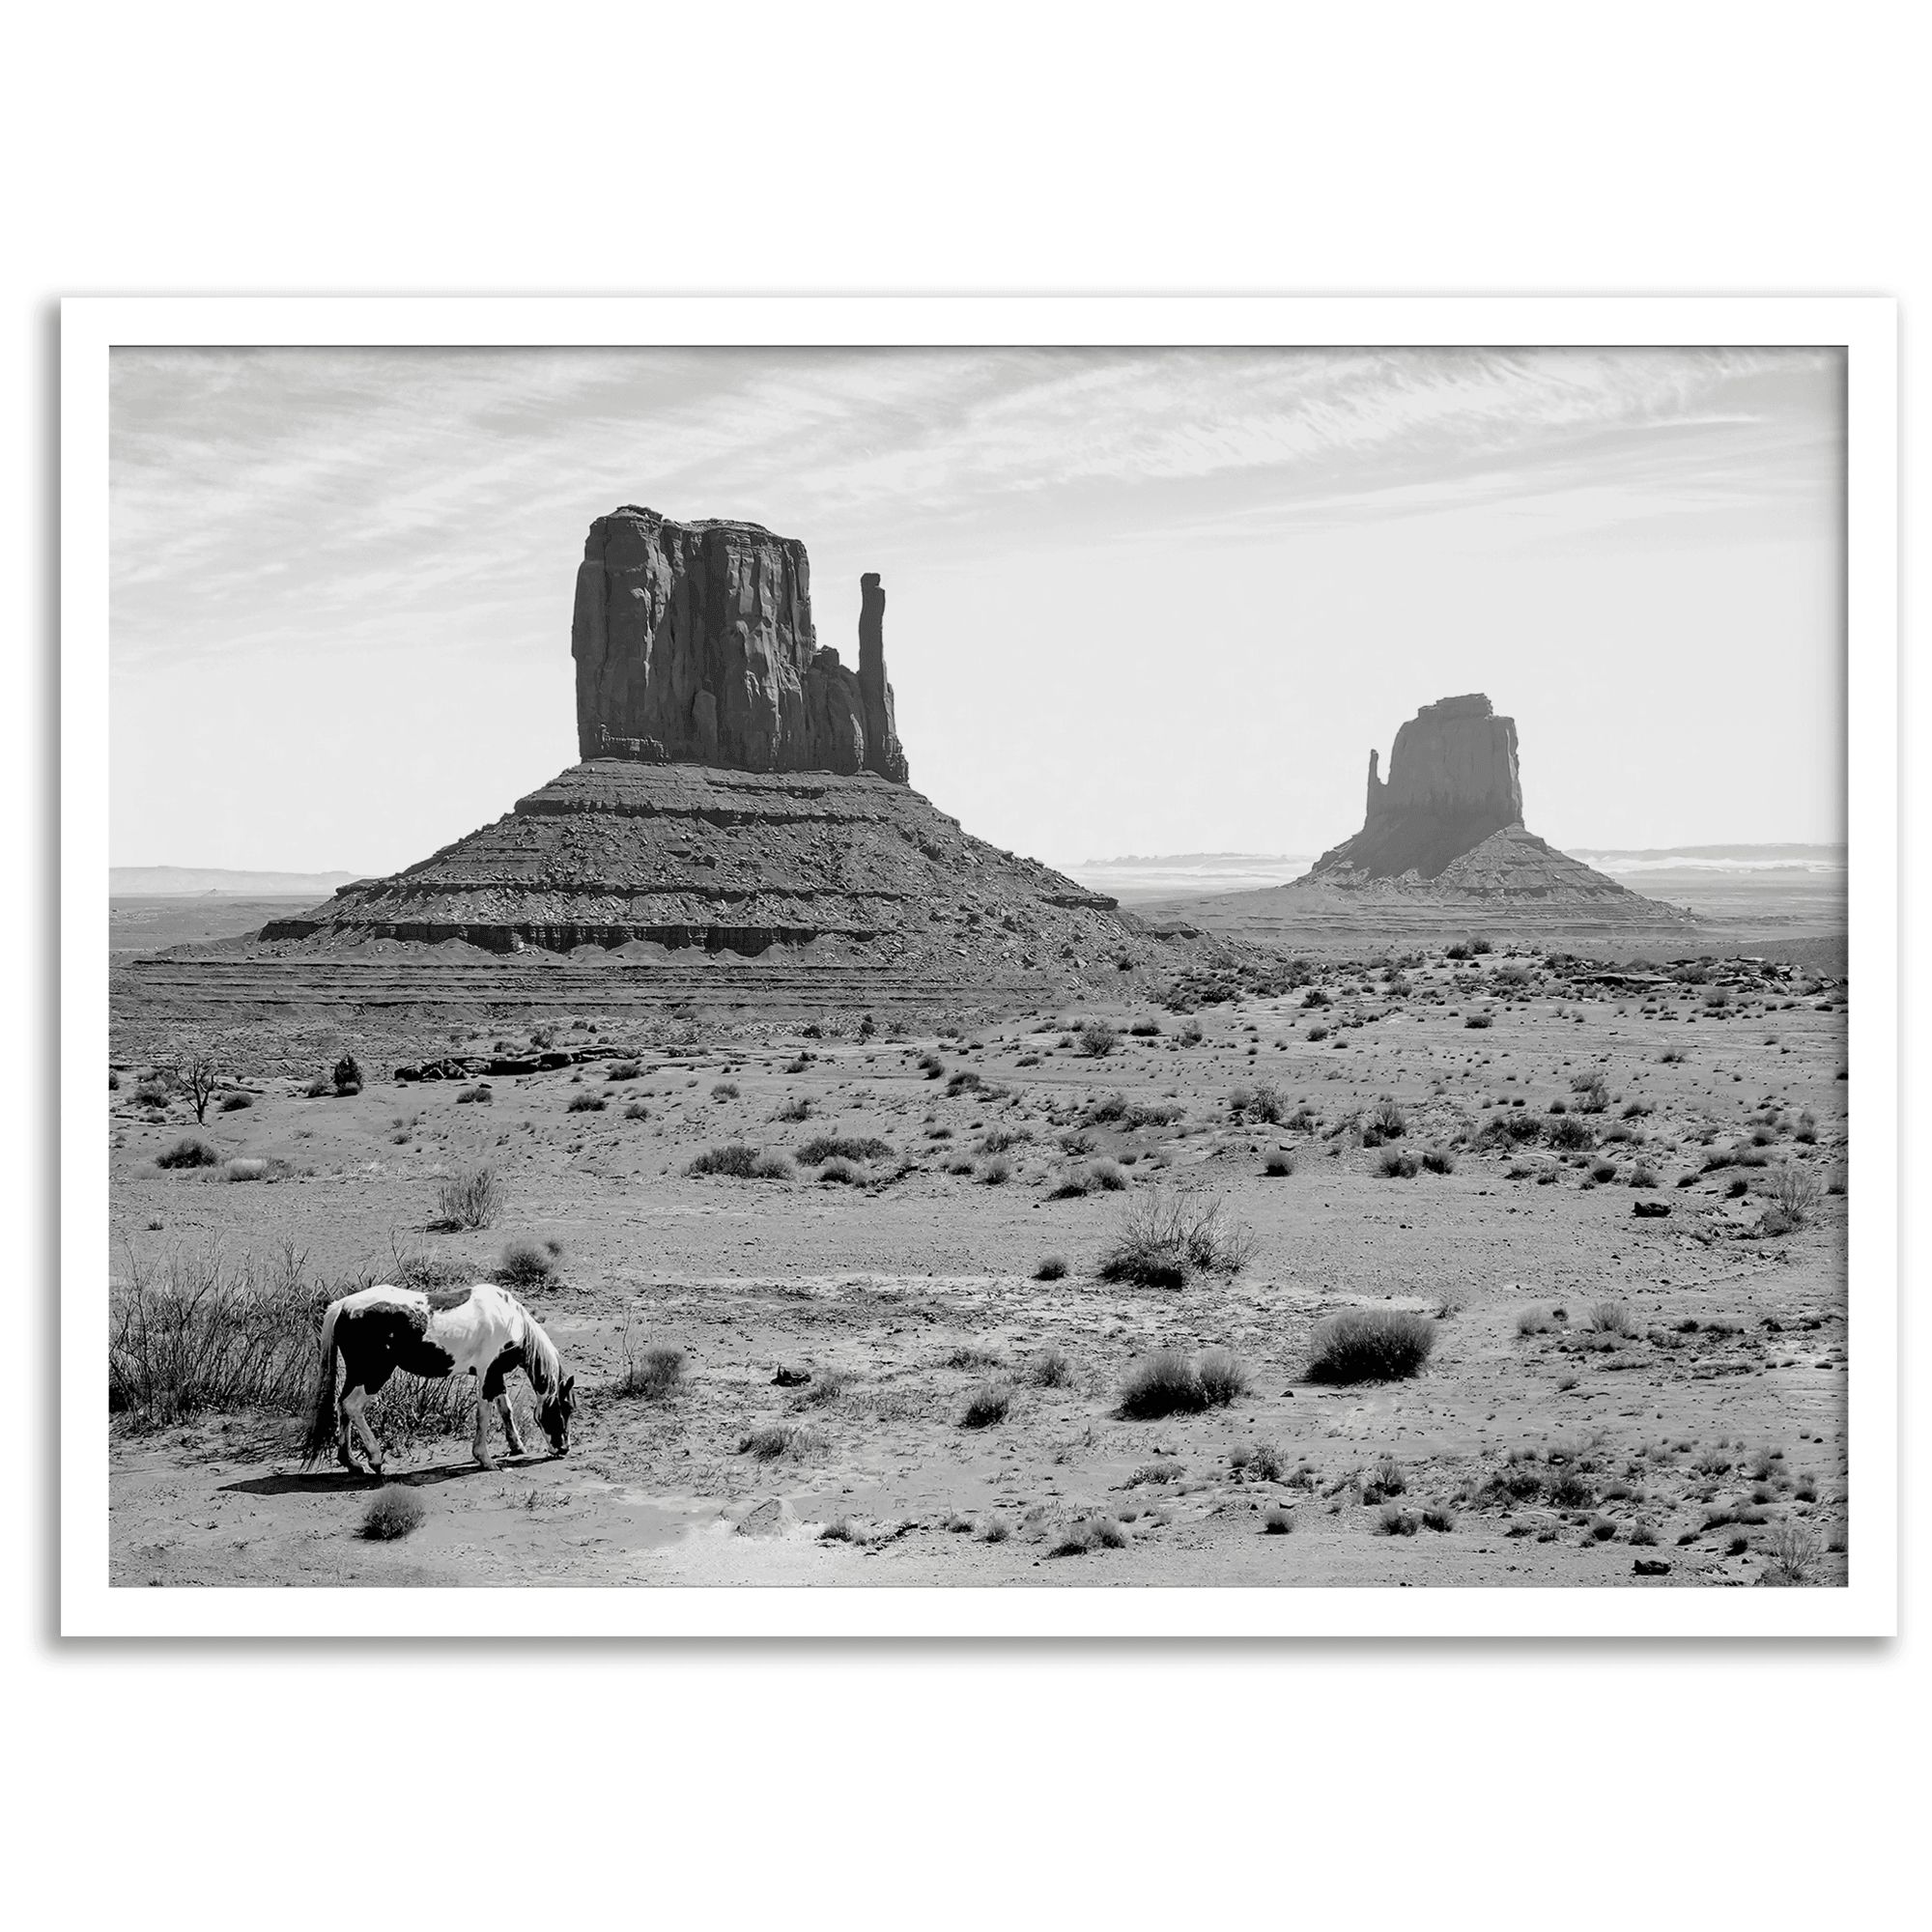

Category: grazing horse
[305, 1281, 576, 1477]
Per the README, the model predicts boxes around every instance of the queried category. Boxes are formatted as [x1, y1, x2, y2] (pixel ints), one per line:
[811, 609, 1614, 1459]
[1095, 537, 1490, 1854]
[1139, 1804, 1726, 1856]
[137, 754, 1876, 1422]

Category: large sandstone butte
[217, 508, 1173, 1013]
[572, 507, 908, 783]
[1155, 694, 1697, 942]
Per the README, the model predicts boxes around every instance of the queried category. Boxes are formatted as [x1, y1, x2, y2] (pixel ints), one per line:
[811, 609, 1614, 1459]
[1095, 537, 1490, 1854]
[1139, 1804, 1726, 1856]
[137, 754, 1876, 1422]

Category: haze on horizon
[109, 344, 1846, 878]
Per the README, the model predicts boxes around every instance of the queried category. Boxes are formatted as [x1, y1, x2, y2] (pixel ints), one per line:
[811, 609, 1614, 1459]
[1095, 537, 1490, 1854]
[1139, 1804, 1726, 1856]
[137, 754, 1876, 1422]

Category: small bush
[1050, 1516, 1128, 1557]
[1096, 1188, 1255, 1287]
[1550, 1117, 1597, 1151]
[1571, 1073, 1609, 1113]
[434, 1165, 503, 1231]
[1369, 1099, 1406, 1138]
[1422, 1507, 1454, 1533]
[1379, 1505, 1419, 1536]
[1028, 1347, 1072, 1386]
[156, 1137, 218, 1171]
[818, 1157, 864, 1185]
[1118, 1349, 1208, 1419]
[623, 1100, 650, 1122]
[495, 1237, 562, 1291]
[1306, 1308, 1435, 1384]
[455, 1083, 493, 1104]
[1586, 1299, 1635, 1337]
[710, 1081, 740, 1101]
[1076, 1020, 1120, 1058]
[1420, 1147, 1455, 1175]
[1034, 1255, 1068, 1282]
[1463, 1013, 1494, 1030]
[796, 1134, 893, 1164]
[218, 1091, 253, 1113]
[1548, 1471, 1595, 1509]
[1088, 1158, 1128, 1191]
[1195, 1346, 1249, 1406]
[775, 1095, 812, 1122]
[978, 1154, 1014, 1185]
[1263, 1505, 1294, 1535]
[960, 1382, 1013, 1428]
[749, 1150, 795, 1180]
[740, 1424, 823, 1462]
[1377, 1148, 1419, 1179]
[687, 1144, 759, 1178]
[333, 1055, 363, 1096]
[1588, 1158, 1618, 1183]
[1262, 1149, 1295, 1178]
[605, 1060, 641, 1081]
[359, 1490, 425, 1541]
[616, 1340, 686, 1400]
[567, 1092, 606, 1114]
[1231, 1440, 1285, 1482]
[221, 1158, 270, 1183]
[1768, 1162, 1825, 1227]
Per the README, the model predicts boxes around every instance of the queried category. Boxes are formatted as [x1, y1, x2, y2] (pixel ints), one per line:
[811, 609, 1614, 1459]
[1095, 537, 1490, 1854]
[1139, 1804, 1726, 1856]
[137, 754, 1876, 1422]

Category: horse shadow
[221, 1454, 550, 1498]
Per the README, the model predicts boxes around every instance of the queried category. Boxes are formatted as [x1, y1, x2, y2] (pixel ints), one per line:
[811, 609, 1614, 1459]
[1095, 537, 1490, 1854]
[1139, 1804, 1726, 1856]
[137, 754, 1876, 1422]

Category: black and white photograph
[64, 299, 1895, 1635]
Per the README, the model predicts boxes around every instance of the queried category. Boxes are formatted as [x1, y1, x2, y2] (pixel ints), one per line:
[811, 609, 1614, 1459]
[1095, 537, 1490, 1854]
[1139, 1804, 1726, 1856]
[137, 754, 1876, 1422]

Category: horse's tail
[302, 1298, 345, 1463]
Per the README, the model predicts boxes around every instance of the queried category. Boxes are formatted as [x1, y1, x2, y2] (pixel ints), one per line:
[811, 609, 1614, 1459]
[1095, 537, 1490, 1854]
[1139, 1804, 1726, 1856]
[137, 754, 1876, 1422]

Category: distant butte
[248, 508, 1152, 998]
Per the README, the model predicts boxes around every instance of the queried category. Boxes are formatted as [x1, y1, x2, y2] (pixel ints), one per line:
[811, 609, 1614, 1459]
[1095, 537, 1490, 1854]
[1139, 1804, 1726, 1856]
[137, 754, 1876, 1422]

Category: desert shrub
[1548, 1471, 1595, 1508]
[817, 1157, 864, 1185]
[1096, 1188, 1255, 1288]
[1087, 1158, 1128, 1191]
[221, 1158, 270, 1182]
[155, 1137, 218, 1171]
[1570, 1072, 1610, 1113]
[687, 1144, 759, 1178]
[1076, 1020, 1119, 1058]
[775, 1095, 812, 1122]
[1118, 1348, 1208, 1419]
[1129, 1018, 1161, 1036]
[332, 1055, 363, 1096]
[1194, 1346, 1250, 1406]
[434, 1165, 503, 1231]
[1379, 1505, 1419, 1536]
[1586, 1299, 1635, 1337]
[748, 1150, 794, 1180]
[567, 1093, 606, 1114]
[1463, 1013, 1493, 1030]
[455, 1082, 493, 1104]
[359, 1490, 425, 1541]
[1422, 1507, 1454, 1533]
[978, 1154, 1014, 1185]
[1549, 1116, 1597, 1151]
[1230, 1439, 1284, 1482]
[1050, 1517, 1128, 1556]
[133, 1080, 171, 1108]
[1517, 1305, 1559, 1336]
[1028, 1346, 1072, 1386]
[1421, 1147, 1455, 1175]
[960, 1382, 1012, 1428]
[796, 1134, 892, 1164]
[494, 1236, 563, 1291]
[109, 1244, 322, 1423]
[622, 1100, 650, 1122]
[1629, 1162, 1660, 1188]
[1377, 1148, 1419, 1179]
[739, 1424, 823, 1462]
[1045, 1168, 1092, 1200]
[615, 1337, 686, 1400]
[1034, 1255, 1068, 1282]
[605, 1060, 641, 1081]
[1768, 1162, 1825, 1227]
[1369, 1098, 1406, 1138]
[1588, 1158, 1618, 1183]
[1306, 1308, 1436, 1384]
[1262, 1149, 1295, 1178]
[710, 1081, 740, 1101]
[1230, 1082, 1286, 1125]
[218, 1091, 253, 1113]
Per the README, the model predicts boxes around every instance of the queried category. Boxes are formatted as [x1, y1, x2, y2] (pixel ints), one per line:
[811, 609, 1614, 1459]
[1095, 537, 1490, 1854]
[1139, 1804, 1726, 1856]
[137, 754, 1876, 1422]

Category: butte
[1167, 693, 1698, 948]
[126, 508, 1176, 1034]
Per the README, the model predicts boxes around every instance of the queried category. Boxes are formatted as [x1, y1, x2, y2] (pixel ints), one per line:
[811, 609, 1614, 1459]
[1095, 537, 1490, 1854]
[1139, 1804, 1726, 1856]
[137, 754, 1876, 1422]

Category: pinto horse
[305, 1281, 576, 1477]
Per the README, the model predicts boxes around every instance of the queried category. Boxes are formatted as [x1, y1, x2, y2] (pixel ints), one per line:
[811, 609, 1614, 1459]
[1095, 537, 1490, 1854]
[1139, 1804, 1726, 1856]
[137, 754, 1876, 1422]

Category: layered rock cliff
[570, 506, 909, 782]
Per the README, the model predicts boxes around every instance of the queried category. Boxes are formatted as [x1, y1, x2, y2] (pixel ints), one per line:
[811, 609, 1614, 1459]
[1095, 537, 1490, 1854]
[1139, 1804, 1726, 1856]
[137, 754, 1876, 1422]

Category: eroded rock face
[571, 506, 909, 782]
[1318, 693, 1526, 882]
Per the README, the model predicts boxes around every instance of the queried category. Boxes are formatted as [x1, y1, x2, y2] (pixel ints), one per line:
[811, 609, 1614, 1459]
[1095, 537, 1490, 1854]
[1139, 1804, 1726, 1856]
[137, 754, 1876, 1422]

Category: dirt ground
[106, 946, 1850, 1589]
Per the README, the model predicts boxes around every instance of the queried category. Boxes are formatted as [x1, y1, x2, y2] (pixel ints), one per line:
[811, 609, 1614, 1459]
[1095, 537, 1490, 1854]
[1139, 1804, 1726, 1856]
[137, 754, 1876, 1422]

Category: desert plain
[107, 914, 1849, 1591]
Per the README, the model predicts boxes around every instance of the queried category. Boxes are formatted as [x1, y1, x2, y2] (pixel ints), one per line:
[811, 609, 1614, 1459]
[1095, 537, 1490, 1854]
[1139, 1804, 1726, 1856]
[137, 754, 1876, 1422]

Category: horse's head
[538, 1375, 576, 1456]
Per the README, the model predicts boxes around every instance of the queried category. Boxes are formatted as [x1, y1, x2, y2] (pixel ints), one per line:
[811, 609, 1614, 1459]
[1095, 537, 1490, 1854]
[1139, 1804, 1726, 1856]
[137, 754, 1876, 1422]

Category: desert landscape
[105, 506, 1850, 1590]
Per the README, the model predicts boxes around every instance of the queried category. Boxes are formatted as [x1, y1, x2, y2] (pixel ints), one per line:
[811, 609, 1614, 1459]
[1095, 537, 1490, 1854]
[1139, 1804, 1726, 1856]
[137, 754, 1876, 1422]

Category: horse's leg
[497, 1393, 527, 1458]
[343, 1387, 385, 1476]
[471, 1377, 496, 1470]
[335, 1388, 362, 1473]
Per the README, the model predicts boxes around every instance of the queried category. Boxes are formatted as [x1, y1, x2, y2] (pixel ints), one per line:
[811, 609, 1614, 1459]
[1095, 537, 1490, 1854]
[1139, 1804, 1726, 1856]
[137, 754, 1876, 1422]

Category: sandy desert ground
[106, 939, 1849, 1589]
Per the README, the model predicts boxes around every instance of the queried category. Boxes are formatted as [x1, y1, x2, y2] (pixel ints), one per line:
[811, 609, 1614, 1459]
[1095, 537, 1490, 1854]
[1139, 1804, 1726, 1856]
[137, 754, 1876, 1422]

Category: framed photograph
[63, 296, 1897, 1636]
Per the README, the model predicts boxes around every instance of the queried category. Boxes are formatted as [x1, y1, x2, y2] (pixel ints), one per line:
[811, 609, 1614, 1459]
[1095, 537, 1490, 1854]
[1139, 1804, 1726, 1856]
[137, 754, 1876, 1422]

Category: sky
[109, 344, 1846, 876]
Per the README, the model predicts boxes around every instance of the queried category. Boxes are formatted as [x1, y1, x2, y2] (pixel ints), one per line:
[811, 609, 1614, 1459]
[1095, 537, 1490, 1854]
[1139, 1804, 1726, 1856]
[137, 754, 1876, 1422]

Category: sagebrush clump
[1306, 1308, 1436, 1384]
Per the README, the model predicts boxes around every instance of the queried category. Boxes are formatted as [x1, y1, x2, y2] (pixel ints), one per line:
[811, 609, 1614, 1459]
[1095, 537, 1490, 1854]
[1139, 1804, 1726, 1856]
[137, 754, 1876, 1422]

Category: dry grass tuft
[358, 1489, 425, 1541]
[432, 1165, 502, 1232]
[1306, 1308, 1436, 1384]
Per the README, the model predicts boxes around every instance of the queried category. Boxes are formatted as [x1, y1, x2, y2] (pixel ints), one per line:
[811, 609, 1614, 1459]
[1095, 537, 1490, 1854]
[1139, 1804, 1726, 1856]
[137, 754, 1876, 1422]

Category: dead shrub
[432, 1165, 502, 1232]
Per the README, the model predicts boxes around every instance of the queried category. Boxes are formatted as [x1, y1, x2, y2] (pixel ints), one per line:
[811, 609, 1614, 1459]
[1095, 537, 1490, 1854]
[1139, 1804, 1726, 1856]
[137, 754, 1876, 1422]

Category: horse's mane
[516, 1298, 561, 1399]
